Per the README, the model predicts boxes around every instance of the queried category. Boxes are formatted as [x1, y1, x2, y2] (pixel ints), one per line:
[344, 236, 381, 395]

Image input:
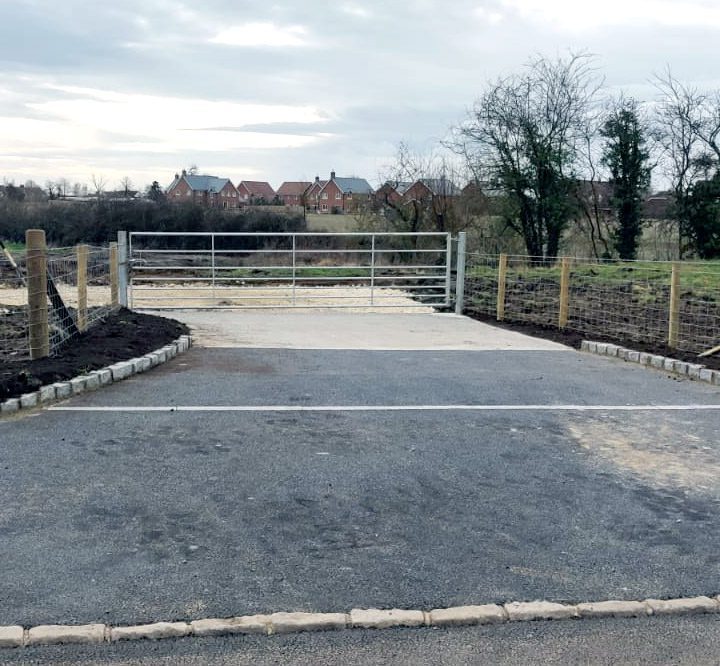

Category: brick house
[374, 181, 412, 207]
[304, 177, 327, 211]
[276, 181, 312, 206]
[166, 171, 240, 208]
[401, 178, 461, 205]
[237, 181, 277, 205]
[316, 171, 374, 213]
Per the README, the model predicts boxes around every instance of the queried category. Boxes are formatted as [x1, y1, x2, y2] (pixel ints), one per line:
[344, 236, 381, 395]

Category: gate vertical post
[291, 234, 297, 305]
[211, 233, 216, 302]
[117, 231, 128, 308]
[454, 232, 467, 315]
[26, 229, 49, 359]
[370, 234, 376, 305]
[77, 244, 88, 331]
[444, 233, 452, 307]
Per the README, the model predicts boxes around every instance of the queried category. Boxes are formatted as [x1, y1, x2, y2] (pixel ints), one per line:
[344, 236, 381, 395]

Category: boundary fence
[457, 250, 720, 355]
[0, 230, 119, 361]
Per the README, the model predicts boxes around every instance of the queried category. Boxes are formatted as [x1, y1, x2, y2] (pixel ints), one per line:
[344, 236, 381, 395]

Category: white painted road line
[48, 404, 720, 413]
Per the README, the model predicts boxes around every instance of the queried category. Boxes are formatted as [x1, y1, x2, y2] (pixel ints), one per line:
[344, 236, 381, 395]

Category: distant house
[317, 171, 374, 213]
[237, 181, 276, 205]
[642, 192, 674, 220]
[166, 170, 240, 209]
[402, 178, 461, 204]
[305, 176, 327, 212]
[374, 181, 412, 207]
[277, 181, 312, 206]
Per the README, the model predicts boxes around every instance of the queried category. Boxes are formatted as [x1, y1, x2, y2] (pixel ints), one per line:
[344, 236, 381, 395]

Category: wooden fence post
[26, 229, 49, 359]
[77, 244, 88, 332]
[496, 253, 508, 321]
[558, 257, 571, 329]
[668, 261, 681, 348]
[109, 242, 119, 307]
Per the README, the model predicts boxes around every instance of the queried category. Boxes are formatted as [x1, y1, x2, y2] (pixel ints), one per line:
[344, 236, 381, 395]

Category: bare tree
[91, 174, 107, 198]
[452, 53, 603, 259]
[120, 176, 133, 197]
[377, 142, 465, 234]
[654, 69, 720, 257]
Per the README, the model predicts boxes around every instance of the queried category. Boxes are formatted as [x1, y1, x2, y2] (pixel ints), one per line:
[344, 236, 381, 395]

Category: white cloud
[210, 22, 310, 47]
[340, 4, 372, 18]
[501, 0, 720, 30]
[473, 7, 504, 24]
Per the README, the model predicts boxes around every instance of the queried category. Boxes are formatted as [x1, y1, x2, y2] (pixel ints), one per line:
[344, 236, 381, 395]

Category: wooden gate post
[26, 229, 49, 359]
[109, 242, 119, 307]
[558, 257, 571, 329]
[77, 244, 88, 332]
[668, 261, 681, 348]
[497, 253, 508, 321]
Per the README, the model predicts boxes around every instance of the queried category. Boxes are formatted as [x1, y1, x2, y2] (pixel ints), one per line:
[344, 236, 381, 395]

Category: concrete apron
[146, 310, 570, 351]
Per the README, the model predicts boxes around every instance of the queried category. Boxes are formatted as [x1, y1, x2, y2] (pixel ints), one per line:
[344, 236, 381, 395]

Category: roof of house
[331, 176, 373, 194]
[239, 181, 276, 199]
[642, 193, 674, 220]
[379, 181, 413, 195]
[167, 174, 233, 193]
[277, 181, 312, 196]
[417, 178, 461, 196]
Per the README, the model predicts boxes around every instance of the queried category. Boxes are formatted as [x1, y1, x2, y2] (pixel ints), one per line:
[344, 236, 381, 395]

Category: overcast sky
[1, 0, 720, 191]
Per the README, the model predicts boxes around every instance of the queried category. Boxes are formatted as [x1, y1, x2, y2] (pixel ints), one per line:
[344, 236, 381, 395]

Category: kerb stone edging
[0, 335, 192, 418]
[2, 595, 718, 650]
[581, 340, 720, 386]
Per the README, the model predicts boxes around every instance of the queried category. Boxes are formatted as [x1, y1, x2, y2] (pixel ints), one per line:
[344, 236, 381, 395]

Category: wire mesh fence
[0, 250, 29, 361]
[464, 254, 720, 355]
[0, 243, 118, 361]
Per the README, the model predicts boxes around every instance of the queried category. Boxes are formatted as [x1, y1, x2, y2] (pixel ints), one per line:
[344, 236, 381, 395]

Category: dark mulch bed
[466, 309, 720, 371]
[0, 309, 189, 401]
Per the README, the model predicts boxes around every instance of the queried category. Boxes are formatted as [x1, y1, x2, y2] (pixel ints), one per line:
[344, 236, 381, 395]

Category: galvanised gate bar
[127, 232, 453, 309]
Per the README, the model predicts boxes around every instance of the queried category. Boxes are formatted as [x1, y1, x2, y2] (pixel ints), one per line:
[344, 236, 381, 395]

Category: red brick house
[317, 171, 374, 213]
[305, 177, 327, 211]
[374, 181, 412, 207]
[166, 171, 240, 208]
[277, 181, 312, 206]
[237, 181, 277, 205]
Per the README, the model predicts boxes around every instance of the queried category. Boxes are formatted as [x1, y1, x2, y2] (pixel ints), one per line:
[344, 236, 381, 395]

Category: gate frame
[125, 231, 454, 310]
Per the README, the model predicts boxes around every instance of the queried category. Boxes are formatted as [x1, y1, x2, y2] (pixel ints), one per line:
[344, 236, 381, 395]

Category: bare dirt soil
[0, 309, 188, 401]
[465, 310, 720, 371]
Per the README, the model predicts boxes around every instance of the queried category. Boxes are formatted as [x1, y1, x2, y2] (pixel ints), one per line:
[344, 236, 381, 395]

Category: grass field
[467, 257, 720, 296]
[305, 213, 362, 232]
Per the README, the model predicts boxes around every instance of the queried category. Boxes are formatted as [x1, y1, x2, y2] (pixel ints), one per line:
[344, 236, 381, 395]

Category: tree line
[382, 53, 720, 261]
[0, 199, 305, 248]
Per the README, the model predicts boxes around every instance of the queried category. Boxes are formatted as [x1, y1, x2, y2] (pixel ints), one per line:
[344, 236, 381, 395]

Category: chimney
[181, 169, 187, 177]
[174, 173, 179, 180]
[315, 176, 319, 183]
[330, 170, 336, 180]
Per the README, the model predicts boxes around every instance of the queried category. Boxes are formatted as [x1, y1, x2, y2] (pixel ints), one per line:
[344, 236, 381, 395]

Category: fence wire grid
[0, 250, 28, 361]
[1, 244, 117, 361]
[464, 254, 720, 355]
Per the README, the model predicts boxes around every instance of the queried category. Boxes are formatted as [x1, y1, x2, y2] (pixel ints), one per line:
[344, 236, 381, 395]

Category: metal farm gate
[127, 232, 453, 310]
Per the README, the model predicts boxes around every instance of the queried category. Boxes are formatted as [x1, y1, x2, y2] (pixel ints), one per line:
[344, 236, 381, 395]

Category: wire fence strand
[464, 254, 720, 355]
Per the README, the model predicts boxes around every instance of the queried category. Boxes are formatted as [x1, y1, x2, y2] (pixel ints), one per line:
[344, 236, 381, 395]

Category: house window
[321, 192, 328, 200]
[186, 190, 191, 196]
[175, 191, 180, 197]
[321, 204, 328, 211]
[335, 192, 341, 200]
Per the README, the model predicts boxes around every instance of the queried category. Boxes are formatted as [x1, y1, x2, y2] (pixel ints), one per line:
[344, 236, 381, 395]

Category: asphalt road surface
[1, 340, 720, 662]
